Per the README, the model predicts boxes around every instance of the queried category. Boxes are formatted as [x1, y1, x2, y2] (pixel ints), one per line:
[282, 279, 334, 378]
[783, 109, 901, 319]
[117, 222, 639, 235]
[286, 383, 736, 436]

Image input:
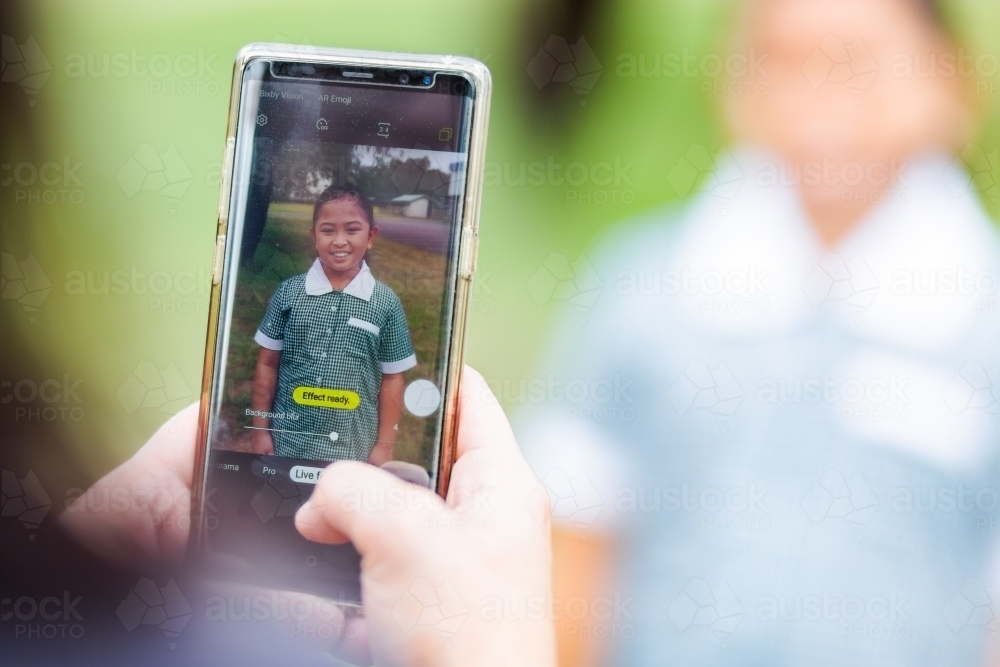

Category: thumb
[295, 461, 446, 556]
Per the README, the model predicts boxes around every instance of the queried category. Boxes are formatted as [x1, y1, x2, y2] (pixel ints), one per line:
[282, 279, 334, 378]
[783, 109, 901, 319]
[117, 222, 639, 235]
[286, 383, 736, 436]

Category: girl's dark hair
[312, 184, 376, 229]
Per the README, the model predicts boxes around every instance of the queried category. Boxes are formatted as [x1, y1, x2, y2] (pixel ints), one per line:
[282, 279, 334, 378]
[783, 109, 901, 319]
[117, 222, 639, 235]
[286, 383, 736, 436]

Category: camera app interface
[206, 64, 473, 598]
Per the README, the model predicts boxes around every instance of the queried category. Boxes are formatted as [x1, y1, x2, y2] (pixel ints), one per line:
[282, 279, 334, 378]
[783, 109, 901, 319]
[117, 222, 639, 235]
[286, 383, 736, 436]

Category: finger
[456, 365, 519, 458]
[59, 402, 201, 567]
[137, 401, 201, 487]
[295, 460, 445, 555]
[328, 614, 372, 666]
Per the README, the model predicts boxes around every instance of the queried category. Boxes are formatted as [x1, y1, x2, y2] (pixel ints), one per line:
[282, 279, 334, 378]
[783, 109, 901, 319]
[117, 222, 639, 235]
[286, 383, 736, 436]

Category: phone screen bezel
[191, 46, 491, 569]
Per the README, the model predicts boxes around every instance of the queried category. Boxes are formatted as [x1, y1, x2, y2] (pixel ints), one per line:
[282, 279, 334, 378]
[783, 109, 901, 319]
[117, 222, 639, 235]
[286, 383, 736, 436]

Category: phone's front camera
[422, 75, 432, 85]
[399, 73, 410, 84]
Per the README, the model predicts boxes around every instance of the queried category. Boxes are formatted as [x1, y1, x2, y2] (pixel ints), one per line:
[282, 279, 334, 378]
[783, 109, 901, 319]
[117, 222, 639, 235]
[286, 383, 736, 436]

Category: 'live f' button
[289, 465, 325, 484]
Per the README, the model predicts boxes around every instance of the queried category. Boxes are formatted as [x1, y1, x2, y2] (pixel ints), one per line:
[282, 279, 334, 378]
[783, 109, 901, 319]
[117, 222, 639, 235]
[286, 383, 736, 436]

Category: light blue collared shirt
[519, 148, 1000, 666]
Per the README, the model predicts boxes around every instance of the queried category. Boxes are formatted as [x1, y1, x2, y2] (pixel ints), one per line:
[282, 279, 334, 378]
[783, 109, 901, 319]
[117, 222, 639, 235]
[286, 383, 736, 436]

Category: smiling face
[310, 196, 376, 276]
[727, 0, 970, 169]
[723, 0, 975, 245]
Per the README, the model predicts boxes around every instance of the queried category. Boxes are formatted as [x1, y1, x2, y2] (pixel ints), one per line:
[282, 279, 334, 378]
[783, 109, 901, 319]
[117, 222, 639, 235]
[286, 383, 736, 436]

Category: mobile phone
[191, 44, 490, 604]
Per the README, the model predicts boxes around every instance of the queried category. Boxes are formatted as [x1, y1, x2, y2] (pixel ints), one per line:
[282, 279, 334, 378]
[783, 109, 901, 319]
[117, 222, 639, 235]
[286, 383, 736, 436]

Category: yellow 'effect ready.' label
[292, 386, 361, 410]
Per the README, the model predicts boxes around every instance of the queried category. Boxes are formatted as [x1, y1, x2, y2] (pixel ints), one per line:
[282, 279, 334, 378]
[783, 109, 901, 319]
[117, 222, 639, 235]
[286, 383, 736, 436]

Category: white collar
[304, 258, 375, 301]
[647, 146, 1000, 472]
[667, 145, 1000, 350]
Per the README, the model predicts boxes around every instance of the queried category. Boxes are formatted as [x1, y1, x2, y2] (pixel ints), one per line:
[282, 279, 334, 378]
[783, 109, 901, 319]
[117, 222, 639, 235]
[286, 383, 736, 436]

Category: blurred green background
[4, 0, 1000, 492]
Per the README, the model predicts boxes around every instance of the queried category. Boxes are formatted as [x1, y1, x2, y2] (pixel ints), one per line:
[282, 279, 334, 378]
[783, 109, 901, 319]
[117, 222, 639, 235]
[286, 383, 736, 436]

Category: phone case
[191, 44, 492, 547]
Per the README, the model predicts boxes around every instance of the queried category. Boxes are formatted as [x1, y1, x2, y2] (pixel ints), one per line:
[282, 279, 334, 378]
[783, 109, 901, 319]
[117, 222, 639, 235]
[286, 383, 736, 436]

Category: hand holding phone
[296, 367, 557, 667]
[58, 369, 556, 666]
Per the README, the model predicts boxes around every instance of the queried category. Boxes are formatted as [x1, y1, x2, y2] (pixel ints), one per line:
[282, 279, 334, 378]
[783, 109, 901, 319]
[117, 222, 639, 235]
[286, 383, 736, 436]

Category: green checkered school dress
[254, 260, 416, 461]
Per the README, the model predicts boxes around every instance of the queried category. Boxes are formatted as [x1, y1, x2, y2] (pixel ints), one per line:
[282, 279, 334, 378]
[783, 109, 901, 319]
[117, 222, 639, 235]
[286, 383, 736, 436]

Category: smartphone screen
[201, 59, 476, 602]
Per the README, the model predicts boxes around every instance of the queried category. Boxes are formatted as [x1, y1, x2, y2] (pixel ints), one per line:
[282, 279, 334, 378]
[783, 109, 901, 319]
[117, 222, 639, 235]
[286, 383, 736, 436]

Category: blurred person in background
[521, 0, 1000, 665]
